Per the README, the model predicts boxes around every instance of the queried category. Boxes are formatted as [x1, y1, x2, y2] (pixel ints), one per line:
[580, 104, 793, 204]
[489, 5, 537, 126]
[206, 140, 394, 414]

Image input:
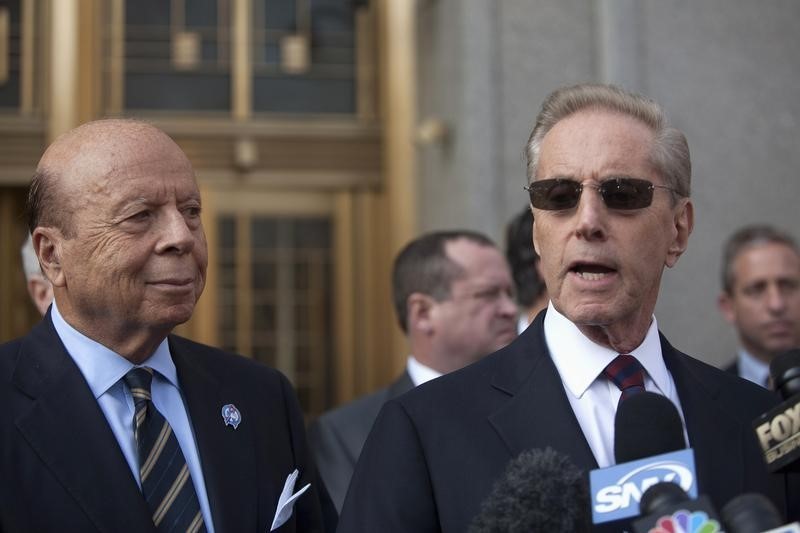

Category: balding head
[27, 119, 188, 236]
[27, 119, 206, 362]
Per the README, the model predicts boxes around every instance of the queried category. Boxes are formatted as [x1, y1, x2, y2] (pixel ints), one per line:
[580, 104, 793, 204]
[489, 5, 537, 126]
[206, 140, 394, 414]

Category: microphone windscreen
[721, 493, 784, 533]
[469, 447, 589, 533]
[770, 349, 800, 400]
[638, 481, 689, 516]
[614, 392, 685, 464]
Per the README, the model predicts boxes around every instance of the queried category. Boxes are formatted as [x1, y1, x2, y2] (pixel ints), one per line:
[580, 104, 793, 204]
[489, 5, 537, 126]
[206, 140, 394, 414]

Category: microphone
[772, 349, 800, 399]
[632, 482, 721, 533]
[721, 493, 785, 532]
[638, 481, 688, 515]
[753, 349, 800, 473]
[614, 391, 686, 463]
[468, 447, 590, 533]
[590, 392, 698, 525]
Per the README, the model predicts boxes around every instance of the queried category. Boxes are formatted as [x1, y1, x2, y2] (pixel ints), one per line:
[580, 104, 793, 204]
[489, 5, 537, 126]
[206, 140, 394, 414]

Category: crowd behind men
[3, 83, 800, 532]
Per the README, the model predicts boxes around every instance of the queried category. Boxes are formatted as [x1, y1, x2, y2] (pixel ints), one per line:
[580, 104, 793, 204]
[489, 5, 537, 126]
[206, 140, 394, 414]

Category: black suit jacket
[338, 311, 796, 532]
[308, 372, 414, 512]
[0, 314, 330, 533]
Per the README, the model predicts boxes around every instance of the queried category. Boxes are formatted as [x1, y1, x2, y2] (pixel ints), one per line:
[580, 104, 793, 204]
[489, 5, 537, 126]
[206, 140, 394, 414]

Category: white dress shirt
[50, 300, 215, 532]
[735, 348, 770, 388]
[406, 355, 443, 387]
[543, 303, 687, 467]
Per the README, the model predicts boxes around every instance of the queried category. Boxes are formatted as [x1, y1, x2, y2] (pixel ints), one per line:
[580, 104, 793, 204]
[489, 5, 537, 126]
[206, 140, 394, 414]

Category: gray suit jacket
[308, 372, 414, 512]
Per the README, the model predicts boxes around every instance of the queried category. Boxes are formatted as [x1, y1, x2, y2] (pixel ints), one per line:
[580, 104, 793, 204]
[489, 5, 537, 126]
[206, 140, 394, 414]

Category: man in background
[20, 233, 53, 315]
[0, 119, 330, 532]
[505, 207, 548, 332]
[308, 230, 518, 511]
[718, 224, 800, 387]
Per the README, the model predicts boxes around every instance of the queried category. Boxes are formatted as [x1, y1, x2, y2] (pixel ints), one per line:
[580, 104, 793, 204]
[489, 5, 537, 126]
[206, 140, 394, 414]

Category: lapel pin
[221, 403, 242, 429]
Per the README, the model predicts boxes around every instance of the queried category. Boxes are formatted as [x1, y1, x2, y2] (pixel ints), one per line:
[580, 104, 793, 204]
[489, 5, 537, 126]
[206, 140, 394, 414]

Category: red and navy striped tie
[603, 354, 646, 406]
[124, 367, 206, 533]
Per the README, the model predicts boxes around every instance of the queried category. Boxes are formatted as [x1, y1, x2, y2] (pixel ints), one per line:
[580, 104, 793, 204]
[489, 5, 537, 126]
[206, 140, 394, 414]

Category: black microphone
[614, 391, 686, 463]
[772, 349, 800, 399]
[721, 493, 784, 532]
[638, 481, 689, 516]
[753, 349, 800, 473]
[632, 482, 722, 533]
[590, 392, 696, 527]
[468, 447, 590, 533]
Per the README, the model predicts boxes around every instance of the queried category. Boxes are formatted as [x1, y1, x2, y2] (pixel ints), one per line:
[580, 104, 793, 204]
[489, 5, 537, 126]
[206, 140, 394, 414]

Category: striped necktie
[603, 354, 646, 406]
[124, 367, 206, 533]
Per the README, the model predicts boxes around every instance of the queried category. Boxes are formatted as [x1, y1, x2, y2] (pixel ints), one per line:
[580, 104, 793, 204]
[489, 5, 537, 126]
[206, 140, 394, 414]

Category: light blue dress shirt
[736, 348, 770, 388]
[50, 300, 215, 532]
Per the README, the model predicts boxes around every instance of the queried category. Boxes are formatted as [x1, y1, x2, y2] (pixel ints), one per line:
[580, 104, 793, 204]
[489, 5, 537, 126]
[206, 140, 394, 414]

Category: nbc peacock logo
[648, 510, 723, 533]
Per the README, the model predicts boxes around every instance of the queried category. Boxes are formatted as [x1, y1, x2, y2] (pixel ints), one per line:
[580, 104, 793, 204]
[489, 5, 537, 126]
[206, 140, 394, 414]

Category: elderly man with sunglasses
[337, 84, 798, 533]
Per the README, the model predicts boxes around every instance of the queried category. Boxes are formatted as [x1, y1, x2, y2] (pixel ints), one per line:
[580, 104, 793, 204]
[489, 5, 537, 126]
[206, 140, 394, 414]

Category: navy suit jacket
[308, 372, 414, 512]
[338, 311, 797, 532]
[0, 314, 330, 533]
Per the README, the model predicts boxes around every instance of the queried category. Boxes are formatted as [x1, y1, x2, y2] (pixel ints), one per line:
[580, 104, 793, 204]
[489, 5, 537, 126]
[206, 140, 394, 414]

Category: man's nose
[573, 186, 608, 241]
[156, 208, 196, 254]
[766, 284, 788, 313]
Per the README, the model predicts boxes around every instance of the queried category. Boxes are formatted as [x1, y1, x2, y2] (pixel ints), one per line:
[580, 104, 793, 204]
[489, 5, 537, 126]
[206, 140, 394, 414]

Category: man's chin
[147, 304, 196, 330]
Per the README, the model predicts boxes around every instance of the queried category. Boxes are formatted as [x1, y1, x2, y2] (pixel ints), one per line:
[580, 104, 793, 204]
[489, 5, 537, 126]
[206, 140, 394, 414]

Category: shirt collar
[736, 348, 770, 386]
[406, 355, 443, 386]
[543, 302, 670, 398]
[51, 299, 178, 399]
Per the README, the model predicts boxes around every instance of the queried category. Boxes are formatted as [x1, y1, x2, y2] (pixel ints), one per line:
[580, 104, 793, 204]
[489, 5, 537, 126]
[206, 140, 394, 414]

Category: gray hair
[524, 84, 691, 199]
[721, 224, 800, 294]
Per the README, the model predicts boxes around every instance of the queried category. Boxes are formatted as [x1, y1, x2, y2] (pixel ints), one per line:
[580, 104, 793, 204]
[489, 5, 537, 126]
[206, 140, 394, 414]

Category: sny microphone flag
[589, 448, 697, 524]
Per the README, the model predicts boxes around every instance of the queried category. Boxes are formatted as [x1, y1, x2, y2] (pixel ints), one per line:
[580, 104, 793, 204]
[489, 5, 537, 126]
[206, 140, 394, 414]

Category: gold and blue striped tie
[124, 367, 206, 533]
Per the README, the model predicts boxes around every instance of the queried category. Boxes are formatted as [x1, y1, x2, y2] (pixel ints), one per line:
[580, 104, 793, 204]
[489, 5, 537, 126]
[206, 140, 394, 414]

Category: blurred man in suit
[308, 230, 518, 511]
[505, 207, 547, 332]
[0, 119, 330, 532]
[20, 233, 53, 315]
[718, 224, 800, 387]
[338, 84, 796, 532]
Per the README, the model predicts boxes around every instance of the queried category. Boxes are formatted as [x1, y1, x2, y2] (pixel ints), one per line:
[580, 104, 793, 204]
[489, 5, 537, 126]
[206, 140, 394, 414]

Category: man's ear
[665, 198, 694, 268]
[407, 293, 436, 335]
[33, 227, 66, 287]
[718, 292, 736, 325]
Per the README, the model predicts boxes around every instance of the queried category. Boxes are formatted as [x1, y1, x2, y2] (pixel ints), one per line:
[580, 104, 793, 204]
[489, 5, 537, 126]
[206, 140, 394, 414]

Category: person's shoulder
[314, 383, 393, 432]
[168, 334, 287, 386]
[671, 347, 778, 413]
[0, 337, 24, 378]
[394, 330, 539, 416]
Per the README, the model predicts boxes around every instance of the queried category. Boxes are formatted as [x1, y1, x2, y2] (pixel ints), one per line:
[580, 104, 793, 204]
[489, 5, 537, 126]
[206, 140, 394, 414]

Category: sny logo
[589, 449, 697, 524]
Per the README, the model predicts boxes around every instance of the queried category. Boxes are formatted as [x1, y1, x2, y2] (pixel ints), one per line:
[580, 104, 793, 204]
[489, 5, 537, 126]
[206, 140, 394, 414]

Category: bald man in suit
[0, 119, 331, 532]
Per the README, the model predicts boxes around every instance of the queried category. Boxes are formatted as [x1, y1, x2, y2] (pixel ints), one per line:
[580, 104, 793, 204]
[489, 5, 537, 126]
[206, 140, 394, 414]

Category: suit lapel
[486, 315, 598, 471]
[661, 336, 745, 499]
[12, 318, 156, 533]
[170, 338, 259, 533]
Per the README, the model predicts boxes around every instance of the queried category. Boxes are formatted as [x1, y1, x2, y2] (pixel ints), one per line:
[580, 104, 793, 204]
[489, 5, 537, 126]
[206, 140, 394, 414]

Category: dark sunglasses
[525, 177, 678, 211]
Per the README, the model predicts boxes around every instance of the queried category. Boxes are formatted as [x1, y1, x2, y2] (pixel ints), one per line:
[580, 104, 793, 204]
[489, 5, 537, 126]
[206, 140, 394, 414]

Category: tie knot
[603, 354, 646, 401]
[124, 367, 155, 401]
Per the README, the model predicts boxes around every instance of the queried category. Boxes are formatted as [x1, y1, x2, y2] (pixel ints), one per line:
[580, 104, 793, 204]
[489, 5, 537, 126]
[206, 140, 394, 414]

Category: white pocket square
[270, 468, 311, 531]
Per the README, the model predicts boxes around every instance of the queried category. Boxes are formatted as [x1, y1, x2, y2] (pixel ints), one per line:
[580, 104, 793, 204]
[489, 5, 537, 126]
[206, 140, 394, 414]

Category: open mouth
[569, 262, 616, 281]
